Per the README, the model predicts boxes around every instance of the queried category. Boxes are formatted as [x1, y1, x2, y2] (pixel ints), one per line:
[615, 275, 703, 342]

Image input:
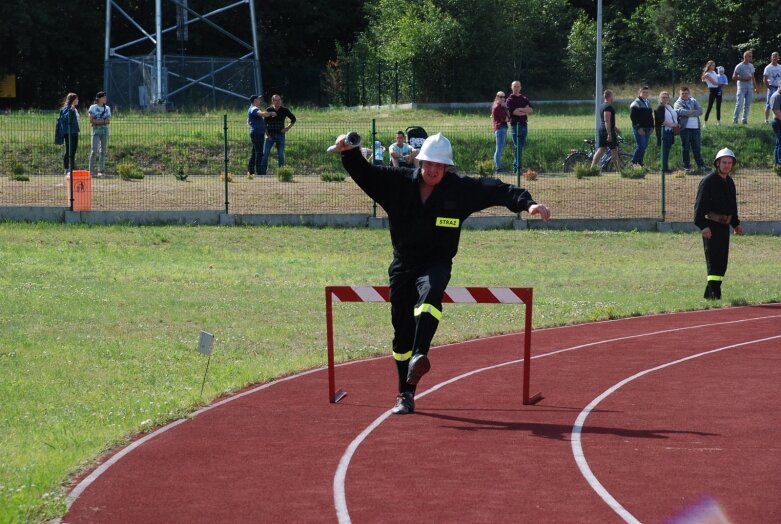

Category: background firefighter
[332, 132, 551, 414]
[694, 148, 744, 300]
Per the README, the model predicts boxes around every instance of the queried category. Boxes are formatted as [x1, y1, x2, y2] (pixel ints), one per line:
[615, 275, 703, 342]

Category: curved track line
[332, 312, 781, 523]
[64, 306, 780, 513]
[570, 333, 781, 523]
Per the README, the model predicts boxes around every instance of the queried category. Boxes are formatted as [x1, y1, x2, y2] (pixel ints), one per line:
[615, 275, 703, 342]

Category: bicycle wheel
[601, 150, 633, 172]
[563, 152, 591, 172]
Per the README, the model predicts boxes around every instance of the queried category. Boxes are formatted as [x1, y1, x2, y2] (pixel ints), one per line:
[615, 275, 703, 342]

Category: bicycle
[562, 135, 632, 172]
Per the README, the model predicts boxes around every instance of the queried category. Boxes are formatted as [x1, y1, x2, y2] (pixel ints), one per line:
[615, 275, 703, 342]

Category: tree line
[1, 0, 778, 108]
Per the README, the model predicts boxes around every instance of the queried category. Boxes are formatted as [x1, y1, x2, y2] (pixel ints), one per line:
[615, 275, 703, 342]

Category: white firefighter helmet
[714, 148, 737, 167]
[415, 133, 454, 166]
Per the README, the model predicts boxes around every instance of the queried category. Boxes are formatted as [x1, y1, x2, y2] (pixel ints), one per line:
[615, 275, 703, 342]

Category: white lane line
[65, 306, 781, 511]
[333, 313, 781, 524]
[571, 334, 781, 524]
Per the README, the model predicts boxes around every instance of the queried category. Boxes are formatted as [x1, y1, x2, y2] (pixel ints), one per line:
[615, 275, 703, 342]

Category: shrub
[620, 164, 647, 179]
[277, 166, 295, 182]
[574, 163, 600, 179]
[320, 172, 345, 182]
[173, 164, 188, 181]
[523, 168, 538, 181]
[9, 174, 30, 181]
[219, 172, 235, 183]
[474, 159, 495, 178]
[672, 170, 687, 179]
[117, 161, 144, 180]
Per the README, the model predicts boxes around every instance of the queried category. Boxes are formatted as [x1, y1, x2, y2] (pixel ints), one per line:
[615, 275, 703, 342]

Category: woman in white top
[701, 60, 722, 125]
[654, 91, 680, 173]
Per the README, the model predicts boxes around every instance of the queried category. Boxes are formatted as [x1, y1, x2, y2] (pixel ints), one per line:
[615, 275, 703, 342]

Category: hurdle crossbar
[325, 285, 542, 405]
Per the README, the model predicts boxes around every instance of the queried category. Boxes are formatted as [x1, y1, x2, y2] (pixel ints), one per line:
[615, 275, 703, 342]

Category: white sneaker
[97, 172, 104, 178]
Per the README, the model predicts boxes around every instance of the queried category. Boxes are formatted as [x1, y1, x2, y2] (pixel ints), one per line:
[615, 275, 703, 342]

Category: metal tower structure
[104, 0, 262, 109]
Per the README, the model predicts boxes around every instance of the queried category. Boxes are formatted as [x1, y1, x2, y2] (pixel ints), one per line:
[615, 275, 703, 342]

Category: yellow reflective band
[393, 350, 412, 361]
[414, 303, 443, 320]
[707, 275, 724, 281]
[435, 217, 460, 228]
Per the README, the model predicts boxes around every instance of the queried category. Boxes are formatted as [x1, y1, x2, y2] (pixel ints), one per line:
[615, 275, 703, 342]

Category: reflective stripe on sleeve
[707, 275, 724, 281]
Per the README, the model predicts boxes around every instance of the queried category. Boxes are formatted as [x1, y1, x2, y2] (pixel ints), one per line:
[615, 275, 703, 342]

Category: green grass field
[2, 222, 781, 522]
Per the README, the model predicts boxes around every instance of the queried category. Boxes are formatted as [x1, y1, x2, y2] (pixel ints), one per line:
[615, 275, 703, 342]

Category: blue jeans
[89, 133, 108, 175]
[680, 128, 705, 169]
[661, 129, 675, 172]
[733, 85, 753, 124]
[494, 126, 507, 169]
[247, 130, 264, 174]
[772, 119, 781, 164]
[511, 123, 528, 174]
[631, 127, 651, 165]
[260, 131, 286, 174]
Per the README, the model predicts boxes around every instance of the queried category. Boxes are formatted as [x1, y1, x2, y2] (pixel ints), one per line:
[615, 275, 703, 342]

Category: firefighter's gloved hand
[327, 132, 362, 154]
[528, 204, 551, 222]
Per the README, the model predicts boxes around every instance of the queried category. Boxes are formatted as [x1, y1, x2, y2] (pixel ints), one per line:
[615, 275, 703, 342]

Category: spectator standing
[629, 86, 654, 165]
[732, 50, 758, 125]
[654, 91, 680, 173]
[592, 89, 619, 169]
[246, 95, 275, 177]
[506, 80, 533, 175]
[88, 91, 112, 178]
[491, 91, 511, 172]
[389, 130, 417, 167]
[763, 52, 781, 124]
[674, 86, 706, 172]
[332, 132, 550, 414]
[769, 84, 781, 164]
[694, 148, 743, 300]
[701, 61, 722, 125]
[260, 94, 296, 175]
[60, 93, 80, 174]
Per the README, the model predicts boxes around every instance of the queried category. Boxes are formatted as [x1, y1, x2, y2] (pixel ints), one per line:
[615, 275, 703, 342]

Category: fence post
[67, 108, 74, 211]
[660, 153, 666, 222]
[345, 62, 351, 106]
[394, 62, 399, 105]
[372, 118, 377, 218]
[411, 60, 416, 104]
[223, 114, 229, 215]
[377, 60, 382, 107]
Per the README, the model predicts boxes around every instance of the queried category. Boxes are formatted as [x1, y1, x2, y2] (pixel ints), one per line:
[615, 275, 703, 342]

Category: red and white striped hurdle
[325, 285, 542, 405]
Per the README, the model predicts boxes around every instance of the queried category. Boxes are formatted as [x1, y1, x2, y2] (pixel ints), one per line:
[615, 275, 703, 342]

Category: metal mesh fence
[106, 56, 257, 110]
[1, 112, 780, 221]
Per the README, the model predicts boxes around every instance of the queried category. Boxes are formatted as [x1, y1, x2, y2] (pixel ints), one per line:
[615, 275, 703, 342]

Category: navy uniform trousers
[389, 261, 451, 394]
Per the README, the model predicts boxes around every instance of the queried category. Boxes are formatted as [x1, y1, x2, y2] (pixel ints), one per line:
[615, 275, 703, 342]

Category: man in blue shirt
[247, 95, 276, 177]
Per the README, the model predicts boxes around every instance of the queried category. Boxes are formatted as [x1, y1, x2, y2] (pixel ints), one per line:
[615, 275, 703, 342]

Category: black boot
[704, 281, 720, 300]
[391, 391, 415, 414]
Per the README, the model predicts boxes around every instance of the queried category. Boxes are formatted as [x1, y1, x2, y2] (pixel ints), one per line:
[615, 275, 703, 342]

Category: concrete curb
[2, 207, 779, 234]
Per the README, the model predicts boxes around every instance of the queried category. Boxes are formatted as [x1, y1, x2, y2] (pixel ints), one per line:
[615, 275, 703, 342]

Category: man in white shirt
[389, 130, 418, 167]
[732, 50, 758, 125]
[763, 52, 781, 123]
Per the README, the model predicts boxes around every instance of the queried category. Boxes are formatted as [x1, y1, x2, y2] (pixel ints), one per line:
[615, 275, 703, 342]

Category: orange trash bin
[66, 170, 92, 211]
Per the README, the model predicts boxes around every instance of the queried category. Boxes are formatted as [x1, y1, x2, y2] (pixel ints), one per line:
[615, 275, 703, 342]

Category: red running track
[63, 305, 781, 523]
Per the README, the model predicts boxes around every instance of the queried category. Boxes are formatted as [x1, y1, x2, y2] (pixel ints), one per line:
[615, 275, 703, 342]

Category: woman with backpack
[59, 93, 81, 174]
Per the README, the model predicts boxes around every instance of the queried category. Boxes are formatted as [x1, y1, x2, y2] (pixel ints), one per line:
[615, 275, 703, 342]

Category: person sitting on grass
[389, 130, 418, 168]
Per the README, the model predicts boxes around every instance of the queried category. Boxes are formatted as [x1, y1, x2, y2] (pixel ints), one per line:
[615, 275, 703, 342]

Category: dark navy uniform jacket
[694, 170, 740, 230]
[341, 147, 537, 267]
